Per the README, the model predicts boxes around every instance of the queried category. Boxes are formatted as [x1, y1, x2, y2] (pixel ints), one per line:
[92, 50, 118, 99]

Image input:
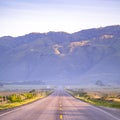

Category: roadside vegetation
[0, 89, 53, 110]
[67, 88, 120, 109]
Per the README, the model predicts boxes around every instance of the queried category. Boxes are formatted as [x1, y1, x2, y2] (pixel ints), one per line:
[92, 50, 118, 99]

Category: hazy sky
[0, 0, 120, 36]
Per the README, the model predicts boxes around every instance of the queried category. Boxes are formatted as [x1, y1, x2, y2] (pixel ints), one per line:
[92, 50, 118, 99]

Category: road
[0, 89, 120, 120]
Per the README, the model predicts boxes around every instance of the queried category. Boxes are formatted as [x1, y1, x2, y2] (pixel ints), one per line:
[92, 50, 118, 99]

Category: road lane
[0, 89, 120, 120]
[61, 91, 120, 120]
[0, 91, 60, 120]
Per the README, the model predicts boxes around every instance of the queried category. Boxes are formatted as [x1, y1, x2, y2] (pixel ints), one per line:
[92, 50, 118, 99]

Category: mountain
[0, 25, 120, 85]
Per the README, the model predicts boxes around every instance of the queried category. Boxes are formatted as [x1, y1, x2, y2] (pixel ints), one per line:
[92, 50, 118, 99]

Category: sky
[0, 0, 120, 37]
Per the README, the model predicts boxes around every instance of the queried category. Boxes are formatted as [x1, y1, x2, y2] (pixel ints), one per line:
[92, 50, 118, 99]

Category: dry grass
[0, 90, 53, 110]
[66, 87, 120, 109]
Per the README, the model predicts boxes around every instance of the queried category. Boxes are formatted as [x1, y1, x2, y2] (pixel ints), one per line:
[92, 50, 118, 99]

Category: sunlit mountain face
[0, 25, 120, 85]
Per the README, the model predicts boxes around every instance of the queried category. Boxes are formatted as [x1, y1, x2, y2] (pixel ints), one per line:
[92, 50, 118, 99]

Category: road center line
[59, 114, 63, 120]
[59, 107, 62, 111]
[59, 101, 63, 120]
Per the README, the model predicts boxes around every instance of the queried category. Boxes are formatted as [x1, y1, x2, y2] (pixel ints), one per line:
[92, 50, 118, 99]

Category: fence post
[1, 96, 3, 104]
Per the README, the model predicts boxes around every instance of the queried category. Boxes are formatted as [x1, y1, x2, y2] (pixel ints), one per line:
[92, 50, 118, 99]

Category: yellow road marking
[60, 108, 62, 111]
[60, 114, 63, 120]
[59, 101, 63, 119]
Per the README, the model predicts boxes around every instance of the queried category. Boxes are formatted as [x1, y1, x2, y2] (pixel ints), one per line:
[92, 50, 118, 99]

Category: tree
[95, 80, 104, 86]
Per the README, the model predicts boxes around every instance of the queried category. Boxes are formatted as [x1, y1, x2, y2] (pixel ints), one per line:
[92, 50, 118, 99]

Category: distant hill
[0, 82, 3, 87]
[0, 25, 120, 85]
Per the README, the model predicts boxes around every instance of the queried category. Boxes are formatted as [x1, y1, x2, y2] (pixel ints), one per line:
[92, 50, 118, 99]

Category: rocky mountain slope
[0, 25, 120, 85]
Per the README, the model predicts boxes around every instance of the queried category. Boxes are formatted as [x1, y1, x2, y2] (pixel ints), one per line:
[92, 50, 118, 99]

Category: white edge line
[0, 107, 23, 117]
[74, 97, 120, 120]
[90, 105, 120, 120]
[0, 96, 49, 117]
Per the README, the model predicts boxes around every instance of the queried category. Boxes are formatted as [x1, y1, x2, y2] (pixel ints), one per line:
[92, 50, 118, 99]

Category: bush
[23, 93, 34, 99]
[8, 94, 22, 102]
[101, 94, 108, 100]
[79, 92, 87, 97]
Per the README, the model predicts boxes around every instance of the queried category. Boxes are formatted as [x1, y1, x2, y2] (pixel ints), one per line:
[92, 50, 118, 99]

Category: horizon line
[0, 24, 119, 38]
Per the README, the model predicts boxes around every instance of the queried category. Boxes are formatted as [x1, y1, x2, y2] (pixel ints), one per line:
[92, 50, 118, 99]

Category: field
[66, 86, 120, 109]
[0, 85, 54, 91]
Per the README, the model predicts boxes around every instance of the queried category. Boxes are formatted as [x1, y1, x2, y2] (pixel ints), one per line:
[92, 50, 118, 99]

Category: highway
[0, 89, 120, 120]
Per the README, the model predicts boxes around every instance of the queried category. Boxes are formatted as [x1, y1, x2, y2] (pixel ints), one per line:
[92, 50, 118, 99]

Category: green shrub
[8, 94, 22, 102]
[23, 93, 34, 99]
[79, 92, 87, 97]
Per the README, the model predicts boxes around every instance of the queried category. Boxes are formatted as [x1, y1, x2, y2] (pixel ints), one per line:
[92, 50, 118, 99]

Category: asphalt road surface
[0, 89, 120, 120]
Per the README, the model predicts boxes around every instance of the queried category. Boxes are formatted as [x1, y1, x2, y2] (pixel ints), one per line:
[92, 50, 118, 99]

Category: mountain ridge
[0, 25, 120, 85]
